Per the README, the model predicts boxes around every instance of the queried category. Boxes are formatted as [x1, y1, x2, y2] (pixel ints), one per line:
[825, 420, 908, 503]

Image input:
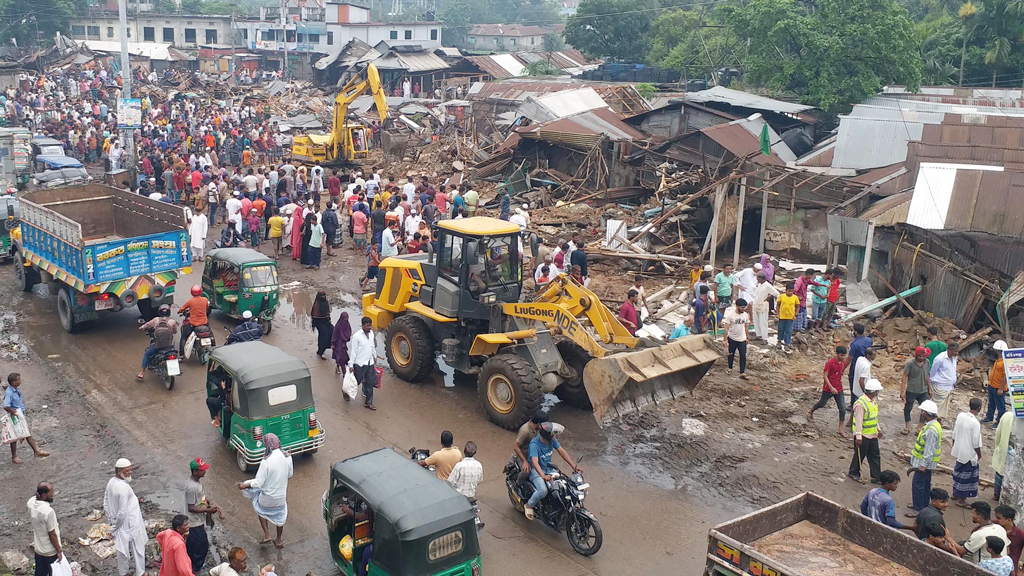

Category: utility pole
[281, 0, 289, 84]
[118, 0, 137, 186]
[230, 9, 236, 75]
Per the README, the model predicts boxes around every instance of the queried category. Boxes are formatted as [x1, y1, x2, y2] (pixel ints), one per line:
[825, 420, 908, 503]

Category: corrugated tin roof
[489, 53, 526, 77]
[84, 40, 187, 61]
[517, 107, 649, 148]
[684, 86, 816, 115]
[860, 95, 1024, 116]
[858, 190, 912, 225]
[699, 118, 787, 166]
[907, 163, 1005, 230]
[795, 136, 836, 167]
[519, 87, 608, 122]
[464, 50, 599, 80]
[848, 162, 907, 186]
[831, 116, 929, 170]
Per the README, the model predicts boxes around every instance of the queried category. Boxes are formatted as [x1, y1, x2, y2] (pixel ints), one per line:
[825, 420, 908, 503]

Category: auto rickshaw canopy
[206, 247, 277, 268]
[208, 341, 311, 418]
[330, 448, 477, 542]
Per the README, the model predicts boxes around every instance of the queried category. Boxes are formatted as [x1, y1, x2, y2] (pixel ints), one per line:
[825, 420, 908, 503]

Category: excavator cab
[362, 217, 723, 430]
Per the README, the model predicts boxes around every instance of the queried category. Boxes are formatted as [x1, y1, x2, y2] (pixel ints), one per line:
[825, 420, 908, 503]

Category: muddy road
[0, 252, 738, 576]
[0, 246, 994, 575]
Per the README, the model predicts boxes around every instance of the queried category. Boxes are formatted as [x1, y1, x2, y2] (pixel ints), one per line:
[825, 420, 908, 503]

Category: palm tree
[958, 1, 977, 86]
[985, 36, 1012, 86]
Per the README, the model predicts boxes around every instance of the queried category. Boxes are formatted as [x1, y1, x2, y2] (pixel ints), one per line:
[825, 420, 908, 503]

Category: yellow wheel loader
[362, 217, 723, 429]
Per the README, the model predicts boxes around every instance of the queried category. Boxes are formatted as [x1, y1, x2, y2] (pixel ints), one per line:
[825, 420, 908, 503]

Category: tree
[649, 7, 743, 79]
[524, 60, 562, 75]
[564, 0, 657, 62]
[437, 0, 474, 44]
[726, 0, 922, 113]
[0, 0, 76, 47]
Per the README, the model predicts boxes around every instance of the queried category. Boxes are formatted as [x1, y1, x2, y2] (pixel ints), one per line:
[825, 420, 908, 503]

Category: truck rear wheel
[478, 354, 542, 430]
[57, 286, 78, 333]
[15, 257, 38, 292]
[385, 315, 436, 382]
[554, 339, 593, 409]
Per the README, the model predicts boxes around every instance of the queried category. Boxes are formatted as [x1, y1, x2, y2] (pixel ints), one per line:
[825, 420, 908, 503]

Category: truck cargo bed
[706, 492, 990, 576]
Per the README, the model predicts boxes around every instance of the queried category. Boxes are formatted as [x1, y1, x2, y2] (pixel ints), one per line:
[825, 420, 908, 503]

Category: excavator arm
[329, 63, 389, 161]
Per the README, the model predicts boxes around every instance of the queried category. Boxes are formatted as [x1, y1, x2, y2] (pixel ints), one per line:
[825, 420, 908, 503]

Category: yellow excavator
[291, 63, 389, 165]
[362, 217, 723, 430]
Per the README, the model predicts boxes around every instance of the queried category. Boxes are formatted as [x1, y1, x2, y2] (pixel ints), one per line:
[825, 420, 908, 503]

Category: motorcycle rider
[513, 413, 546, 485]
[225, 310, 262, 344]
[524, 421, 581, 521]
[178, 285, 210, 356]
[136, 305, 178, 380]
[220, 223, 245, 248]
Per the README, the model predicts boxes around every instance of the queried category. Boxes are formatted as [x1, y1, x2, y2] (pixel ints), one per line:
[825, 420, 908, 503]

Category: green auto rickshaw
[322, 448, 482, 576]
[201, 248, 279, 334]
[206, 341, 326, 472]
[1, 194, 19, 263]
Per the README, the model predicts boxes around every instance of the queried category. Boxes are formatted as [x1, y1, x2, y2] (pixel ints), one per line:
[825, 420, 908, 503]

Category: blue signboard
[86, 230, 191, 283]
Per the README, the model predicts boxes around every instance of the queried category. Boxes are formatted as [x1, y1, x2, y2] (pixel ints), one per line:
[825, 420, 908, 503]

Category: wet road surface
[5, 267, 737, 575]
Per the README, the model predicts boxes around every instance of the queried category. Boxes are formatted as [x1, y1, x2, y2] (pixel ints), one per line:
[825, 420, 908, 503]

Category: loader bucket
[582, 334, 723, 425]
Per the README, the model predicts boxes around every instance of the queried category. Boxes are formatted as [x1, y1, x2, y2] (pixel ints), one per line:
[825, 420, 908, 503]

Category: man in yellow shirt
[420, 430, 463, 481]
[777, 282, 800, 352]
[267, 207, 285, 259]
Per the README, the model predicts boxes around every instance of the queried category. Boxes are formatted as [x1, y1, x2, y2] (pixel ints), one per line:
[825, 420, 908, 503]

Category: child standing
[360, 239, 381, 291]
[808, 346, 849, 437]
[777, 283, 800, 352]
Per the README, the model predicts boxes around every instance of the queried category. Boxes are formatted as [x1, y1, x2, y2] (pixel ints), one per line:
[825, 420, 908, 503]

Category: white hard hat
[920, 400, 939, 415]
[864, 379, 883, 392]
[115, 458, 132, 468]
[994, 340, 1009, 351]
[242, 310, 253, 319]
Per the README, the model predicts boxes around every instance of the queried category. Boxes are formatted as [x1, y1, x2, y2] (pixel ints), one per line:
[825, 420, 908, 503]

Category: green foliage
[648, 7, 743, 77]
[0, 0, 76, 46]
[564, 0, 657, 62]
[725, 0, 922, 113]
[634, 82, 655, 99]
[524, 60, 562, 75]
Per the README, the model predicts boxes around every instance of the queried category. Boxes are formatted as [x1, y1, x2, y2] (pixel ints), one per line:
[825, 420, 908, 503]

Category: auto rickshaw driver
[206, 365, 232, 428]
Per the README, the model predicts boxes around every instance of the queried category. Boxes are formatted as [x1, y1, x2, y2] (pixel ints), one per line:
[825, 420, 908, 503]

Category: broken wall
[763, 207, 829, 257]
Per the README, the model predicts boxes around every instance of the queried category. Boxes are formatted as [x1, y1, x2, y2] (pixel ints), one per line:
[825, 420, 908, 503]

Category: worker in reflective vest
[907, 400, 942, 517]
[850, 379, 884, 484]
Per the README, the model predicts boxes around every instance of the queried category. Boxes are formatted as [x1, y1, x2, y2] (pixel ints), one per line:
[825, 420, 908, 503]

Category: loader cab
[432, 218, 521, 319]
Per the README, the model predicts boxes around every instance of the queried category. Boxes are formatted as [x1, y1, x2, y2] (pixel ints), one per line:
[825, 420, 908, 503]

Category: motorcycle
[143, 328, 180, 390]
[410, 447, 483, 530]
[179, 312, 216, 364]
[504, 454, 602, 555]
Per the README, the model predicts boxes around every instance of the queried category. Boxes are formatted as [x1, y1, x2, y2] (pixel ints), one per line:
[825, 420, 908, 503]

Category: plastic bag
[51, 556, 73, 576]
[374, 367, 384, 389]
[342, 368, 358, 399]
[1, 409, 30, 445]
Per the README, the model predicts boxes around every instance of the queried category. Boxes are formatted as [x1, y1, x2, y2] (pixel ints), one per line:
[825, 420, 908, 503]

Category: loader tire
[386, 315, 436, 382]
[478, 354, 542, 430]
[554, 339, 593, 409]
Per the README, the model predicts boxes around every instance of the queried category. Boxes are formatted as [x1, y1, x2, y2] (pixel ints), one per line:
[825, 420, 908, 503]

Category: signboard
[85, 230, 191, 283]
[1003, 348, 1024, 417]
[117, 98, 142, 130]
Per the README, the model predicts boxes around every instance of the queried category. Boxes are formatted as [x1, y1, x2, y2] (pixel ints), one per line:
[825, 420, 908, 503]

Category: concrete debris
[1, 550, 32, 574]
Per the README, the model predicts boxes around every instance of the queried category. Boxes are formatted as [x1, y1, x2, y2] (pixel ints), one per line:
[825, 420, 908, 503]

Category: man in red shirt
[190, 168, 203, 201]
[808, 345, 849, 437]
[995, 505, 1024, 575]
[156, 515, 194, 576]
[327, 169, 342, 205]
[617, 289, 640, 336]
[823, 267, 843, 331]
[434, 186, 448, 219]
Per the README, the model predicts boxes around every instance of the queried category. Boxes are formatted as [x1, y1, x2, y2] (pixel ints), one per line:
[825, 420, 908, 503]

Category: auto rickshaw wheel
[477, 354, 542, 430]
[236, 449, 253, 473]
[385, 315, 435, 382]
[260, 318, 272, 335]
[553, 338, 593, 409]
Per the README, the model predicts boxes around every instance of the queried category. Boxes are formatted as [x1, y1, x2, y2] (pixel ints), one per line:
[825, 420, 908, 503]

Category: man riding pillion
[524, 422, 581, 521]
[137, 305, 178, 380]
[225, 310, 262, 344]
[179, 285, 211, 356]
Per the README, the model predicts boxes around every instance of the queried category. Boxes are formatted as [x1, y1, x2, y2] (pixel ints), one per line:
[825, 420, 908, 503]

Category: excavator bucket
[582, 335, 723, 426]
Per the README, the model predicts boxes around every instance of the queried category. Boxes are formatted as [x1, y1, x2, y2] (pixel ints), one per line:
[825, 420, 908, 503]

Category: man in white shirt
[189, 211, 208, 261]
[28, 482, 63, 574]
[721, 299, 751, 379]
[930, 343, 960, 420]
[404, 209, 421, 242]
[403, 177, 417, 203]
[852, 347, 875, 401]
[350, 316, 379, 410]
[209, 547, 248, 576]
[948, 501, 1009, 563]
[104, 458, 149, 576]
[225, 191, 242, 222]
[751, 272, 779, 342]
[950, 398, 983, 506]
[381, 221, 400, 258]
[448, 441, 485, 529]
[535, 255, 559, 283]
[734, 262, 762, 303]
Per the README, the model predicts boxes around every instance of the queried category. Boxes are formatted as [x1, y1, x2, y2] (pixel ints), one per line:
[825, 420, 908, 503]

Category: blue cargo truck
[12, 185, 192, 332]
